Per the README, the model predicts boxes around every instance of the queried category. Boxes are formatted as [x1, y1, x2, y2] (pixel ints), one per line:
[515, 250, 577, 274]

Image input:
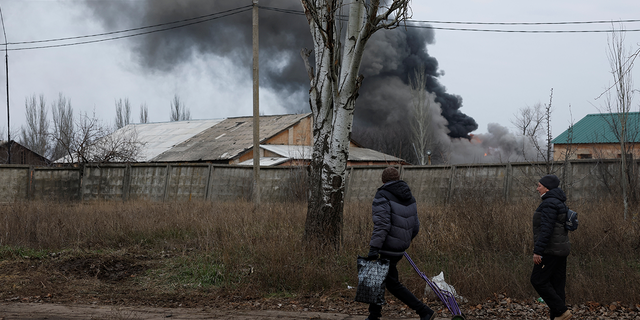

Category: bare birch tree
[20, 94, 50, 158]
[299, 0, 411, 249]
[169, 95, 191, 121]
[409, 65, 434, 165]
[115, 98, 132, 129]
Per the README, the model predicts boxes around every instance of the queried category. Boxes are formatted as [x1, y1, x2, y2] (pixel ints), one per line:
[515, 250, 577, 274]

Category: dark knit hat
[381, 167, 400, 183]
[539, 174, 560, 190]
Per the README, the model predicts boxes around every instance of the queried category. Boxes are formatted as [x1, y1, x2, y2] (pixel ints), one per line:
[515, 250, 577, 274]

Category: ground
[0, 255, 638, 319]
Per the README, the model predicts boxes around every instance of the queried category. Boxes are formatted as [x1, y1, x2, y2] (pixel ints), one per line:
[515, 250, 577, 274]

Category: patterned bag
[354, 256, 390, 305]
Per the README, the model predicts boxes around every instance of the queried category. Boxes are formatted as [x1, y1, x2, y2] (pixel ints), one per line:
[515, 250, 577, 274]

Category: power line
[5, 5, 252, 46]
[409, 18, 640, 26]
[404, 24, 640, 33]
[2, 4, 640, 52]
[0, 5, 252, 51]
[260, 5, 640, 32]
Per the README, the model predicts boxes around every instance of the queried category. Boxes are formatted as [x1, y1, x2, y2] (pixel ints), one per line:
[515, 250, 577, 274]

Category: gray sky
[1, 0, 639, 146]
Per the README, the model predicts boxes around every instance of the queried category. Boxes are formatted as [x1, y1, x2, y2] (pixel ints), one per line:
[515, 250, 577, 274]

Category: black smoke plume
[83, 0, 478, 163]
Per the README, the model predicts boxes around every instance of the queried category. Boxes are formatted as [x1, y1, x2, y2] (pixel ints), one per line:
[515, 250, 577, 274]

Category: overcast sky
[1, 0, 639, 145]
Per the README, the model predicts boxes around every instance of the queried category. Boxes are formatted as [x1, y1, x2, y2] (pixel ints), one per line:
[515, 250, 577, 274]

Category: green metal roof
[552, 112, 640, 144]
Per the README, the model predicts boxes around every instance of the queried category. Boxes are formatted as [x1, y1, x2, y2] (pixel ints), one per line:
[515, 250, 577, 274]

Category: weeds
[0, 199, 638, 305]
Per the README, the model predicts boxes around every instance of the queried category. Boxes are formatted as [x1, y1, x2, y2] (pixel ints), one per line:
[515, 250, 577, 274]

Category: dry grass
[0, 197, 638, 305]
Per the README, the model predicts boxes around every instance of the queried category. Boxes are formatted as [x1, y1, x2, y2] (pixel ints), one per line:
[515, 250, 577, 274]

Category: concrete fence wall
[0, 159, 637, 204]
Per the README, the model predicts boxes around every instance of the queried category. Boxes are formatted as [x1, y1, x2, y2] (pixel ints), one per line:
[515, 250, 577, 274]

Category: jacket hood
[542, 187, 567, 202]
[379, 180, 413, 202]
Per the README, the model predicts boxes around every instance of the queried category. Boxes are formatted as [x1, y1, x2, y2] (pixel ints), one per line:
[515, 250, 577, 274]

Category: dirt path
[0, 303, 449, 320]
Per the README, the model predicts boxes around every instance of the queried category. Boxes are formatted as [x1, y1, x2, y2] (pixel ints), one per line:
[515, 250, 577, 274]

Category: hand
[366, 247, 380, 260]
[533, 254, 542, 265]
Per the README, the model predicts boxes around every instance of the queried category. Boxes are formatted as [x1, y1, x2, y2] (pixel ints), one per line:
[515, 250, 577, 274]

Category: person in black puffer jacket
[365, 167, 435, 320]
[531, 174, 572, 320]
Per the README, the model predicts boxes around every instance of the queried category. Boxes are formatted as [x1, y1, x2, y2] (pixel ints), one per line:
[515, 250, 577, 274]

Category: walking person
[365, 167, 435, 320]
[531, 174, 572, 320]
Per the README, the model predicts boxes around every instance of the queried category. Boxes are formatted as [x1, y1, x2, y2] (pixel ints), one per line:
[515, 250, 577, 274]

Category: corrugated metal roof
[237, 144, 403, 166]
[152, 113, 311, 162]
[260, 144, 404, 162]
[552, 112, 640, 144]
[121, 119, 223, 161]
[53, 119, 223, 163]
[237, 157, 291, 166]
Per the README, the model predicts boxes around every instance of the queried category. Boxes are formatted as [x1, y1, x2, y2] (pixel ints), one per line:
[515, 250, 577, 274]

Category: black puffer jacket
[369, 180, 420, 256]
[533, 187, 570, 257]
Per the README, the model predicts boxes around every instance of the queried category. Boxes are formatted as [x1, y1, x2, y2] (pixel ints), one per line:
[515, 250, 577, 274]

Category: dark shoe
[420, 311, 436, 320]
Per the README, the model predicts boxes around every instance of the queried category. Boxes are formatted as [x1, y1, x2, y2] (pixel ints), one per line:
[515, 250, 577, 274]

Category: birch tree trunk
[299, 0, 410, 249]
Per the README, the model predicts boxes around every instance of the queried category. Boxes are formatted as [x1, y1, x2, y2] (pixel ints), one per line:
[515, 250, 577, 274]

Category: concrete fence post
[163, 164, 172, 202]
[447, 165, 457, 203]
[504, 163, 513, 201]
[205, 164, 213, 201]
[122, 163, 131, 202]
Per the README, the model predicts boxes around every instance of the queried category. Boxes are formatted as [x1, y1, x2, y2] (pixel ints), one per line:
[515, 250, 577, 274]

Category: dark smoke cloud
[83, 0, 477, 146]
[357, 26, 477, 138]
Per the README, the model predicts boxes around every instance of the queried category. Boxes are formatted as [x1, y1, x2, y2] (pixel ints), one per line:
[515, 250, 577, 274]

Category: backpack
[564, 208, 579, 231]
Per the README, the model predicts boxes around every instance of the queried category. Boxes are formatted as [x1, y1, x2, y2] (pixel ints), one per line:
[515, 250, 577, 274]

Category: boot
[554, 309, 572, 320]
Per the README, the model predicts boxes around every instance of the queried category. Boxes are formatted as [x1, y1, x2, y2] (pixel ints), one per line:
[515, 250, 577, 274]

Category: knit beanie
[539, 174, 560, 190]
[381, 167, 400, 183]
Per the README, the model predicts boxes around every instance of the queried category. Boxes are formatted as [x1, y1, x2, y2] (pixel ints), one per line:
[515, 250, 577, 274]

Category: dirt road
[0, 303, 450, 320]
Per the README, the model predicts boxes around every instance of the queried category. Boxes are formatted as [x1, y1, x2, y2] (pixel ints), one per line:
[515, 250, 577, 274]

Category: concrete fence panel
[0, 166, 30, 202]
[568, 160, 619, 201]
[128, 164, 169, 201]
[448, 164, 507, 201]
[82, 164, 127, 201]
[31, 167, 81, 201]
[507, 163, 547, 203]
[345, 166, 388, 202]
[402, 165, 452, 204]
[166, 164, 210, 202]
[1, 159, 639, 204]
[256, 167, 306, 202]
[208, 166, 253, 201]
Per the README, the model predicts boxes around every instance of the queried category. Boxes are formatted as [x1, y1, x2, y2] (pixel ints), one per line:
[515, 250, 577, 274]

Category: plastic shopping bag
[354, 256, 390, 305]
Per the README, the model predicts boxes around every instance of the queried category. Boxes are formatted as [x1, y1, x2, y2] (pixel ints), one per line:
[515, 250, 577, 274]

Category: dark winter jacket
[369, 180, 420, 256]
[533, 187, 570, 257]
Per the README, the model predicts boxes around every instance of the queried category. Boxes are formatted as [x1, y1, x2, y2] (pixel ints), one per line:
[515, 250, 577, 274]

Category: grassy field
[0, 197, 638, 305]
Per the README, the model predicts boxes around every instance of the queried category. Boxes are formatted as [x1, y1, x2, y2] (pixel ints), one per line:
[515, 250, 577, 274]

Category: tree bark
[300, 0, 410, 250]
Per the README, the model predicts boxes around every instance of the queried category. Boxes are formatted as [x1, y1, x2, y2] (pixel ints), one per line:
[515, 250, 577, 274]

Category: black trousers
[368, 254, 432, 320]
[530, 255, 568, 319]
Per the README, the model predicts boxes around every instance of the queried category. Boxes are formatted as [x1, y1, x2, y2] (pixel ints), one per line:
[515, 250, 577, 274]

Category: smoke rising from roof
[83, 1, 500, 164]
[83, 0, 477, 135]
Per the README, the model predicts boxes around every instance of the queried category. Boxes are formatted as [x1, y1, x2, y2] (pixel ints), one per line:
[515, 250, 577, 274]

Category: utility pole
[252, 0, 260, 205]
[0, 6, 9, 164]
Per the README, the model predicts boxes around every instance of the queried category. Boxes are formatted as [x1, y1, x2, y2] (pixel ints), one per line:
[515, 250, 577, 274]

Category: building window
[577, 154, 592, 159]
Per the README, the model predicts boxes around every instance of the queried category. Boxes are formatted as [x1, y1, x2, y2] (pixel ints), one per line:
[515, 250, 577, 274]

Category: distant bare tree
[139, 103, 149, 123]
[93, 125, 143, 162]
[115, 98, 131, 129]
[512, 103, 544, 141]
[169, 95, 190, 121]
[514, 90, 554, 173]
[20, 94, 50, 158]
[409, 65, 434, 165]
[51, 93, 75, 162]
[72, 111, 106, 163]
[55, 110, 142, 163]
[597, 26, 640, 220]
[543, 90, 554, 173]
